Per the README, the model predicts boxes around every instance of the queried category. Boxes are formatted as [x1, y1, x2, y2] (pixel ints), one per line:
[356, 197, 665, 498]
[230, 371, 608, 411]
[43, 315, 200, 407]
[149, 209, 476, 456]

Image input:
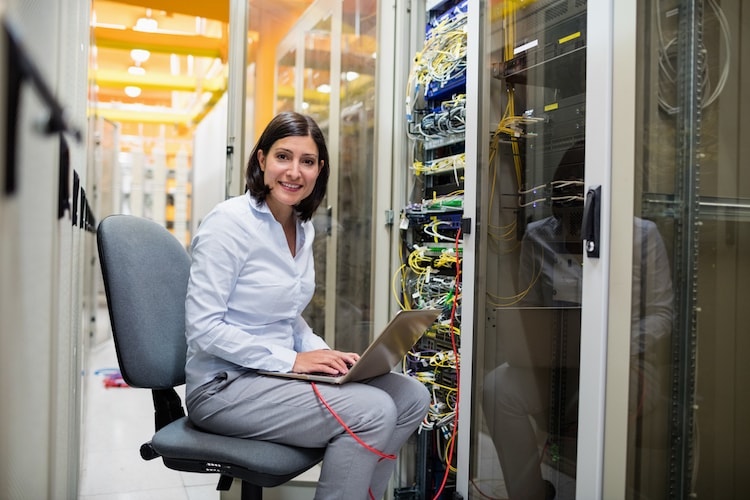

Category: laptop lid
[494, 306, 581, 368]
[259, 308, 441, 384]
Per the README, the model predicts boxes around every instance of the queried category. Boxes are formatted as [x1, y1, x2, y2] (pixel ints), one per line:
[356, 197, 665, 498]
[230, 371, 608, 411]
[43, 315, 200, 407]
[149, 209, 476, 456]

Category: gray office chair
[96, 214, 325, 500]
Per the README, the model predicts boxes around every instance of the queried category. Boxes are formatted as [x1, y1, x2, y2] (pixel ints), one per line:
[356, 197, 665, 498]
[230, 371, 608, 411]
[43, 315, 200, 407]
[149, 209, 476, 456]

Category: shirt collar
[246, 191, 303, 229]
[246, 191, 271, 215]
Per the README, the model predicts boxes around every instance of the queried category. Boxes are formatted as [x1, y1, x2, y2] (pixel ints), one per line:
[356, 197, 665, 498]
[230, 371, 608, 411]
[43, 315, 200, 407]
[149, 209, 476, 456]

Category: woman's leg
[483, 363, 549, 500]
[186, 370, 427, 500]
[363, 373, 431, 499]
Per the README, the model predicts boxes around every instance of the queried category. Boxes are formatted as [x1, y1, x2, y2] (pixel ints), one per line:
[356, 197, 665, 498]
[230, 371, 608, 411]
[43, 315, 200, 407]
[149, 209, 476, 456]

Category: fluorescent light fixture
[134, 17, 158, 32]
[93, 22, 127, 30]
[124, 86, 142, 98]
[170, 54, 180, 76]
[130, 49, 150, 64]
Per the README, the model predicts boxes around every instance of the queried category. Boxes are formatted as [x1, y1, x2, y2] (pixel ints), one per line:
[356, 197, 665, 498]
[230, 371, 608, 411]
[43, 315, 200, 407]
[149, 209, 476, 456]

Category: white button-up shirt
[185, 192, 329, 395]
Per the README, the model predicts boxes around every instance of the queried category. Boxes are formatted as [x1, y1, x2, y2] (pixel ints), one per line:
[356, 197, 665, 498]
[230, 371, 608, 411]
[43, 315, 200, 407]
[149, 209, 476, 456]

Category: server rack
[397, 1, 468, 498]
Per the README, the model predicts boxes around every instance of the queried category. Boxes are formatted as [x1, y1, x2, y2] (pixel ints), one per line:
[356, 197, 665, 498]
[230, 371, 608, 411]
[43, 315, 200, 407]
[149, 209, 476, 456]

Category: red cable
[310, 382, 395, 500]
[432, 228, 462, 499]
[314, 229, 463, 499]
[310, 382, 397, 461]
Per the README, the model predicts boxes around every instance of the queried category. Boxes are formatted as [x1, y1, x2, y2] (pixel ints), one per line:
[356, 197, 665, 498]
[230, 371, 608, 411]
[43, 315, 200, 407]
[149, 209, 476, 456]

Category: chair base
[216, 475, 263, 500]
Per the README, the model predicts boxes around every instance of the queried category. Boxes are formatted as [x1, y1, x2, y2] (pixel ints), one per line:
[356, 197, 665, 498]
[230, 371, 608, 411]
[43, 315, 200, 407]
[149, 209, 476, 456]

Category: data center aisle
[78, 306, 219, 500]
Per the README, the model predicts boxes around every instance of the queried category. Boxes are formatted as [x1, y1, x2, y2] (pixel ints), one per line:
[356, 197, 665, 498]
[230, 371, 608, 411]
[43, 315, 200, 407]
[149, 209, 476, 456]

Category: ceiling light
[124, 86, 142, 98]
[344, 71, 360, 82]
[316, 83, 331, 94]
[128, 65, 146, 76]
[170, 54, 180, 76]
[130, 49, 150, 64]
[134, 17, 158, 32]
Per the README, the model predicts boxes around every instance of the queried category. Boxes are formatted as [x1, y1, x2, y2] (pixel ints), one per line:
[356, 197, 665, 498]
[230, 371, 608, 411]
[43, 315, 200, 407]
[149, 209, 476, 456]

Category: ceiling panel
[90, 0, 314, 135]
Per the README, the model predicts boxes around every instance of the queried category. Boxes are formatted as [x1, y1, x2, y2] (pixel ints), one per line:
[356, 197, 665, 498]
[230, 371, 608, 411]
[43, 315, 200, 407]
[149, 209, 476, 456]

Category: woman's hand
[292, 349, 360, 375]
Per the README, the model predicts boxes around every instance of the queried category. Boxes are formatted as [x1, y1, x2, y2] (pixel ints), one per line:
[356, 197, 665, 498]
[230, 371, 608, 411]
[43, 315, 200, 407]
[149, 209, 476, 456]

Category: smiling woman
[183, 111, 430, 500]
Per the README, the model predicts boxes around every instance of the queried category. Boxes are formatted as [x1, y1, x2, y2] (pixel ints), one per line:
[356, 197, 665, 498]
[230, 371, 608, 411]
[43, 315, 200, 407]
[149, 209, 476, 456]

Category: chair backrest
[97, 215, 191, 390]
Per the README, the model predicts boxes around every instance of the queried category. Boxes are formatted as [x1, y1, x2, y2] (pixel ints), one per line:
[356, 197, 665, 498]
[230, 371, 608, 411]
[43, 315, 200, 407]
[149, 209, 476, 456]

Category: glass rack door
[275, 2, 337, 343]
[630, 0, 749, 498]
[334, 0, 378, 354]
[304, 10, 335, 344]
[275, 47, 296, 114]
[274, 0, 380, 352]
[472, 1, 588, 499]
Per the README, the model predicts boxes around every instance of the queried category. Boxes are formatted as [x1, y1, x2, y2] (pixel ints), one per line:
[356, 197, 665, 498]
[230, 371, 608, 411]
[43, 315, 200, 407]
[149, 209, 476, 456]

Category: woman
[185, 111, 430, 499]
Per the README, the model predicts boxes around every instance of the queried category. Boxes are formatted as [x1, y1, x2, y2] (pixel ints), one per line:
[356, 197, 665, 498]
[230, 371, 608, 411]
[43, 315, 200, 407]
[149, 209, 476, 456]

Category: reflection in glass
[276, 49, 296, 113]
[632, 0, 745, 498]
[303, 14, 333, 339]
[282, 3, 379, 355]
[475, 1, 587, 498]
[625, 215, 674, 498]
[483, 142, 585, 500]
[334, 0, 378, 354]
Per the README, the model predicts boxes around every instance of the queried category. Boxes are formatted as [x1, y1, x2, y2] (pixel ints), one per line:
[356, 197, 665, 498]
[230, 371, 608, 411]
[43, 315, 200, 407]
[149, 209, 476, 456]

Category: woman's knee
[362, 392, 399, 433]
[483, 364, 509, 406]
[402, 373, 431, 412]
[368, 373, 430, 415]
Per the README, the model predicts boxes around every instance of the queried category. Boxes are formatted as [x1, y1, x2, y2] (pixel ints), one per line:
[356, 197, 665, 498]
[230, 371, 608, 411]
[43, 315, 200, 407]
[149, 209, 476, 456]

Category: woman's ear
[257, 149, 266, 171]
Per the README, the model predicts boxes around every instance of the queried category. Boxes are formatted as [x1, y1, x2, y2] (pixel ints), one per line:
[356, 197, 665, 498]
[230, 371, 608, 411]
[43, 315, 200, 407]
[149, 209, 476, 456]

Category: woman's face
[257, 134, 322, 219]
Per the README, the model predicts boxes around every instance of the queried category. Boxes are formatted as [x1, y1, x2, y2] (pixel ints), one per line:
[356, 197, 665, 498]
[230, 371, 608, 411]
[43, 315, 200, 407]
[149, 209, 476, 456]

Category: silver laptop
[259, 308, 441, 384]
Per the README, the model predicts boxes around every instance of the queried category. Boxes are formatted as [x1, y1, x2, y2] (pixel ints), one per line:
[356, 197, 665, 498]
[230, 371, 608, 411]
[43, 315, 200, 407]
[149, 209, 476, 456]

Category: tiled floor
[78, 308, 221, 500]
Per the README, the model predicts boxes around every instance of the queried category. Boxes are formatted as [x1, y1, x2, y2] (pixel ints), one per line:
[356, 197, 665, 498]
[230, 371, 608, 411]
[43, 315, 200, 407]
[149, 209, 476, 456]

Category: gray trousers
[186, 370, 430, 500]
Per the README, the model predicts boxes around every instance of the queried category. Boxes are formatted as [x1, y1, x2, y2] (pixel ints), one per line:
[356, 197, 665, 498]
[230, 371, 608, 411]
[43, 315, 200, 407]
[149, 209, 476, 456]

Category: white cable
[656, 0, 731, 113]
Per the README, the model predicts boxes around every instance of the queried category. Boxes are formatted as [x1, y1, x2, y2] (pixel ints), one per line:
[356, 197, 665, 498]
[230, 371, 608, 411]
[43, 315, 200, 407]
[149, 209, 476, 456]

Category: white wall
[0, 0, 91, 498]
[191, 92, 229, 240]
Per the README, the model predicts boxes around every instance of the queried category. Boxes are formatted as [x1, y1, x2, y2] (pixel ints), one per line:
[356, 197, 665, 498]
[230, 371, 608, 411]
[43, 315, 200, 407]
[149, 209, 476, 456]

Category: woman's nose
[287, 161, 302, 177]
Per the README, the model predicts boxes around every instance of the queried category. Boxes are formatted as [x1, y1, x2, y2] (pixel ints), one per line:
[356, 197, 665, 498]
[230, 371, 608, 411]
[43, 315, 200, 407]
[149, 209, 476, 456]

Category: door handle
[581, 185, 601, 258]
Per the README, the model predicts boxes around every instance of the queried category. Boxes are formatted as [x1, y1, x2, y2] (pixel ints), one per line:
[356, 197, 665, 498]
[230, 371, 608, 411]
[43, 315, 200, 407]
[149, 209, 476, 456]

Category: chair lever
[216, 475, 233, 491]
[140, 441, 159, 460]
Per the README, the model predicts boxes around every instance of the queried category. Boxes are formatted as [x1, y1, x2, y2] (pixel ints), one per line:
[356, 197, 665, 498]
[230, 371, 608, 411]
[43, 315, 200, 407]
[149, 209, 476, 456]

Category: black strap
[151, 388, 185, 431]
[3, 17, 82, 195]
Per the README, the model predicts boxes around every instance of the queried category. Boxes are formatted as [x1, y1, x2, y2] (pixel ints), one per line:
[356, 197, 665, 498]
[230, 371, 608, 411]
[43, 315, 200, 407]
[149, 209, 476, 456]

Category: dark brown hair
[245, 112, 330, 221]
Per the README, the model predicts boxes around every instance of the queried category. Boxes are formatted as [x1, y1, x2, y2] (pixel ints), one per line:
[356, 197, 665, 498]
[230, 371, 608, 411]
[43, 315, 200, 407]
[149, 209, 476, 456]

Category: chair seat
[151, 417, 326, 487]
